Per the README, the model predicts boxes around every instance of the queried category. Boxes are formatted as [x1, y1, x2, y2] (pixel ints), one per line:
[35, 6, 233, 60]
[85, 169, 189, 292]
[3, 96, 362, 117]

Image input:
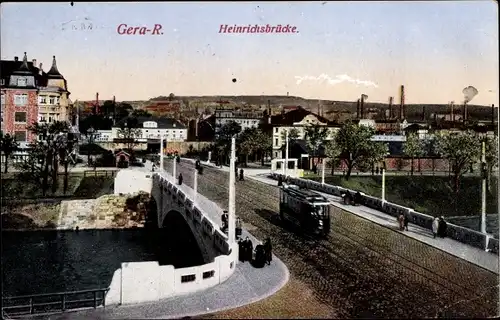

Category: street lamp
[87, 126, 95, 166]
[480, 138, 487, 234]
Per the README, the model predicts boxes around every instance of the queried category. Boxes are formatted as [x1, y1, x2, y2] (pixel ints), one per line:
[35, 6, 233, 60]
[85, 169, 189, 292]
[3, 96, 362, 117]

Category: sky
[1, 1, 498, 105]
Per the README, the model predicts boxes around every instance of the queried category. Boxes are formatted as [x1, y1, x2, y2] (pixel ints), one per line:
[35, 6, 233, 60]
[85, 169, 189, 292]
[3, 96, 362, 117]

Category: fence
[2, 288, 109, 317]
[82, 170, 117, 178]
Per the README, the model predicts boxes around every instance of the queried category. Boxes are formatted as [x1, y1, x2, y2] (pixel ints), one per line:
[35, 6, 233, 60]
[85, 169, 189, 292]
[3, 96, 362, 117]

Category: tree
[335, 121, 388, 180]
[57, 133, 77, 194]
[131, 109, 152, 117]
[117, 117, 141, 151]
[304, 125, 329, 163]
[256, 130, 272, 166]
[115, 103, 133, 121]
[214, 121, 241, 164]
[403, 133, 425, 175]
[168, 93, 175, 101]
[0, 132, 19, 173]
[280, 128, 300, 146]
[237, 128, 259, 165]
[101, 100, 115, 118]
[324, 136, 341, 175]
[434, 131, 481, 193]
[16, 121, 71, 196]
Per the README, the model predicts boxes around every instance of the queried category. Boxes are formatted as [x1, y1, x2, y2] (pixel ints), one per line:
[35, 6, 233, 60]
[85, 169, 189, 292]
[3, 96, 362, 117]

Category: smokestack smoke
[400, 85, 405, 120]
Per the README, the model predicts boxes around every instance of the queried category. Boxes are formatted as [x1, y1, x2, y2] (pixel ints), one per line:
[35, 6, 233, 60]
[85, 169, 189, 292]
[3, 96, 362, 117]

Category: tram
[279, 184, 331, 237]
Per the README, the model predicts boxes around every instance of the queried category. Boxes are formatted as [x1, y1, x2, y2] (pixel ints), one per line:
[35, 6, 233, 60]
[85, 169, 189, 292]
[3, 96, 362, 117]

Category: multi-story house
[266, 107, 340, 159]
[111, 117, 188, 142]
[214, 107, 263, 136]
[1, 53, 41, 147]
[37, 56, 73, 125]
[1, 53, 74, 148]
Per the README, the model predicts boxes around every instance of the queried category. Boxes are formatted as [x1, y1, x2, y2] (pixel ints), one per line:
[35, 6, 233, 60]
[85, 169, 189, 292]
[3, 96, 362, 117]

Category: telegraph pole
[381, 168, 386, 202]
[284, 130, 289, 176]
[480, 139, 487, 234]
[228, 137, 236, 244]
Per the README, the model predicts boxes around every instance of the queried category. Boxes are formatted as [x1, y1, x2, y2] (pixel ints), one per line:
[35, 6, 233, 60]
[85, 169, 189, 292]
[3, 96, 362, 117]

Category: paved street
[167, 160, 497, 318]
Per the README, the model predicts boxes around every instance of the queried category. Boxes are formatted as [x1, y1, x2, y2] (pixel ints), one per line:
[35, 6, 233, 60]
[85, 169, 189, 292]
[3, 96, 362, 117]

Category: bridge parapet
[108, 168, 238, 306]
[271, 173, 493, 253]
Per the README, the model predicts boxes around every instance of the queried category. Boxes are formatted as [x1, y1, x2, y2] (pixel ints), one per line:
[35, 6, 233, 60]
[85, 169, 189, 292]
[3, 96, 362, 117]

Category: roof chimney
[39, 63, 43, 75]
[32, 59, 36, 67]
[14, 56, 18, 62]
[400, 85, 405, 120]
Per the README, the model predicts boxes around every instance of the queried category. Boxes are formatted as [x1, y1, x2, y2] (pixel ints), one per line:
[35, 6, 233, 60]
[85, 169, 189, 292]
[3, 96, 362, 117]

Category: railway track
[167, 161, 497, 318]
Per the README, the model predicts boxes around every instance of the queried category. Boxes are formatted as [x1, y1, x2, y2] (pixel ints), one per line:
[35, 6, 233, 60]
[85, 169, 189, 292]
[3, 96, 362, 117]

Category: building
[1, 53, 74, 147]
[214, 107, 263, 135]
[37, 56, 73, 124]
[265, 107, 340, 159]
[112, 117, 187, 142]
[143, 101, 181, 116]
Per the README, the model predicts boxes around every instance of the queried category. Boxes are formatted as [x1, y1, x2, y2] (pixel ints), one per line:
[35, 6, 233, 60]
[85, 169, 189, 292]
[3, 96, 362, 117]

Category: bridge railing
[270, 173, 494, 253]
[2, 288, 109, 317]
[107, 172, 238, 306]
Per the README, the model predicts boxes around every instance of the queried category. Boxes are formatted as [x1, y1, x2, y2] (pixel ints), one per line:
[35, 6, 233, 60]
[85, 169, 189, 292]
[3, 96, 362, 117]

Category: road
[166, 161, 497, 318]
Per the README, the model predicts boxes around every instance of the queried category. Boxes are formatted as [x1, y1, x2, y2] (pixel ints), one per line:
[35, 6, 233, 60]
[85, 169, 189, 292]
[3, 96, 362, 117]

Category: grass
[307, 175, 498, 217]
[1, 173, 115, 199]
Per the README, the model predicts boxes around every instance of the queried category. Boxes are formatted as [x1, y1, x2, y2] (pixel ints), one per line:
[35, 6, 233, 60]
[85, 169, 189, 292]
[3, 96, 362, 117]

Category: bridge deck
[178, 158, 497, 318]
[193, 160, 498, 274]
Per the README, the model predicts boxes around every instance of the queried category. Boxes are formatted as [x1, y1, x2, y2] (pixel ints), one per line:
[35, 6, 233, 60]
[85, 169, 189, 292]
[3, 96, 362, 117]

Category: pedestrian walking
[438, 216, 448, 238]
[398, 213, 405, 231]
[178, 173, 183, 185]
[236, 217, 242, 239]
[263, 237, 272, 265]
[432, 216, 439, 238]
[239, 168, 244, 181]
[403, 213, 409, 231]
[221, 210, 228, 231]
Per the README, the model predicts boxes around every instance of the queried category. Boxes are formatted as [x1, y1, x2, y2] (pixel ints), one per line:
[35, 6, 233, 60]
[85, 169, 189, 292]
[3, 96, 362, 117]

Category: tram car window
[279, 184, 331, 237]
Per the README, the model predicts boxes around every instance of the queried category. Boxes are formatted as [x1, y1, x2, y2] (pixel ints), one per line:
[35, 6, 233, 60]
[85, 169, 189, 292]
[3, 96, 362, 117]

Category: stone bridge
[106, 168, 238, 305]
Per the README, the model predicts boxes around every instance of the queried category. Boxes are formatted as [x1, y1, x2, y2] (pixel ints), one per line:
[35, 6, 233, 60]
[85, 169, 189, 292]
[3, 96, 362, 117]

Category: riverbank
[1, 192, 151, 231]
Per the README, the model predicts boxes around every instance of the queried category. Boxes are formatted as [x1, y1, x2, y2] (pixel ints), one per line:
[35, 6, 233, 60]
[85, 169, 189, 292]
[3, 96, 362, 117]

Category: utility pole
[480, 139, 487, 234]
[228, 137, 236, 244]
[284, 130, 289, 176]
[496, 103, 500, 317]
[381, 167, 386, 202]
[193, 166, 198, 203]
[321, 158, 326, 184]
[159, 135, 164, 171]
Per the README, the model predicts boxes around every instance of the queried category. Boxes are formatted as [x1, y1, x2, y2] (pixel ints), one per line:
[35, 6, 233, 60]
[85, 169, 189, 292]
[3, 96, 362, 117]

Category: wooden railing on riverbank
[2, 288, 109, 317]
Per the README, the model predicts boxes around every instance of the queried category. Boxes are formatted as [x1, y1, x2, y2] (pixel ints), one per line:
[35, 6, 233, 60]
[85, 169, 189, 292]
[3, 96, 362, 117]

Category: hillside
[81, 95, 497, 122]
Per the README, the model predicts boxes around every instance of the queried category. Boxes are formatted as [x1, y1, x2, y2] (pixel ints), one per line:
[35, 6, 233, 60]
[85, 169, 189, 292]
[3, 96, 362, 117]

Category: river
[2, 221, 204, 297]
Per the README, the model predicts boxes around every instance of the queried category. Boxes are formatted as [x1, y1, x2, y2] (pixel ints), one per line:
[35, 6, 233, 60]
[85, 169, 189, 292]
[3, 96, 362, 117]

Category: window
[0, 79, 4, 85]
[49, 96, 55, 105]
[55, 96, 60, 104]
[17, 78, 27, 87]
[39, 115, 46, 122]
[275, 127, 278, 133]
[275, 138, 279, 146]
[14, 112, 27, 123]
[14, 131, 27, 142]
[38, 96, 47, 104]
[14, 94, 28, 105]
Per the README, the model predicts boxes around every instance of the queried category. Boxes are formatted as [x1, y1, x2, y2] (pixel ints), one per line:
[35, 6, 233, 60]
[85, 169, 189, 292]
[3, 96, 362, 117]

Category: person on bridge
[176, 155, 181, 164]
[236, 217, 242, 239]
[178, 173, 183, 185]
[432, 216, 439, 238]
[438, 216, 448, 238]
[239, 168, 244, 181]
[398, 213, 405, 231]
[403, 213, 409, 231]
[221, 210, 229, 231]
[195, 159, 200, 169]
[263, 237, 272, 265]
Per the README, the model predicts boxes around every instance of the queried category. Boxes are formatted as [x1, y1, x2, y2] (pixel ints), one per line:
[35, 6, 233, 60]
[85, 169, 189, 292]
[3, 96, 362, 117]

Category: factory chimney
[360, 95, 366, 119]
[422, 106, 426, 121]
[356, 99, 360, 119]
[95, 92, 100, 114]
[400, 85, 405, 120]
[389, 96, 394, 118]
[450, 101, 454, 122]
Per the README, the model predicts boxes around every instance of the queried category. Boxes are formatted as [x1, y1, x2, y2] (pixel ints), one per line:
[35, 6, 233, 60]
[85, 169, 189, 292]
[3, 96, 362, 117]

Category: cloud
[294, 73, 378, 88]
